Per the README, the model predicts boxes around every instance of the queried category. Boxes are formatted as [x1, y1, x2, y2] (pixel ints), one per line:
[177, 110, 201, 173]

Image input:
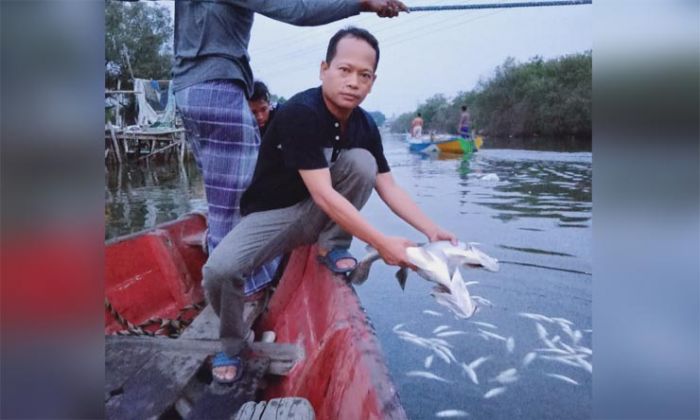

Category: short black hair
[325, 26, 380, 70]
[461, 105, 467, 111]
[417, 112, 422, 117]
[250, 80, 270, 102]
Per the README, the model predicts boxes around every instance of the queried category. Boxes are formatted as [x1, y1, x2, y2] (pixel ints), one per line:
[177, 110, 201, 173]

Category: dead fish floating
[348, 241, 499, 319]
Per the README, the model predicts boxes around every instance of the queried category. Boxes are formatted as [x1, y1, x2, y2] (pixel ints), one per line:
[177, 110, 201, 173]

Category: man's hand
[426, 226, 458, 245]
[360, 0, 408, 18]
[375, 236, 416, 268]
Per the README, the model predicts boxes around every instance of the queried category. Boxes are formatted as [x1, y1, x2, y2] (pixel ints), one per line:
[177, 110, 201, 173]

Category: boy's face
[248, 99, 271, 129]
[320, 36, 377, 116]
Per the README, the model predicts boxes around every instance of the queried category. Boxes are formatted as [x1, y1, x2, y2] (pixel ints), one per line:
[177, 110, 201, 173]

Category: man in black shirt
[203, 27, 456, 383]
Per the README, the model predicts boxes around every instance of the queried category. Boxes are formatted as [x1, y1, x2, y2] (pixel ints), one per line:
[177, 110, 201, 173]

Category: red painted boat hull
[258, 247, 406, 420]
[105, 213, 207, 334]
[105, 214, 406, 419]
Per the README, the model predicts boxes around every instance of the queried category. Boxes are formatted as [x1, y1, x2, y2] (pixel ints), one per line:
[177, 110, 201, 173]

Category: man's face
[248, 99, 271, 129]
[320, 36, 377, 115]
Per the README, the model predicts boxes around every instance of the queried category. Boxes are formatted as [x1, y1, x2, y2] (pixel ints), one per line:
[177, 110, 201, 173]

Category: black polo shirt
[259, 105, 276, 138]
[241, 87, 390, 216]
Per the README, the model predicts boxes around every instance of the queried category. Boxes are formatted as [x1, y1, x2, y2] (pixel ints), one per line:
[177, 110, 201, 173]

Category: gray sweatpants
[202, 148, 378, 356]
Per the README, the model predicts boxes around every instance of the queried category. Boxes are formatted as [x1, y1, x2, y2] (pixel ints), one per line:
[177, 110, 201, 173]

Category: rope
[408, 1, 592, 12]
[105, 298, 204, 338]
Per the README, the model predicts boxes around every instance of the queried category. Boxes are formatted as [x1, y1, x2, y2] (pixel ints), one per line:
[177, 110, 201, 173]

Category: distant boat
[405, 133, 482, 154]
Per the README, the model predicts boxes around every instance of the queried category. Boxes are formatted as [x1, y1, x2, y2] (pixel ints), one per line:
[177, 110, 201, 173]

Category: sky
[158, 0, 591, 117]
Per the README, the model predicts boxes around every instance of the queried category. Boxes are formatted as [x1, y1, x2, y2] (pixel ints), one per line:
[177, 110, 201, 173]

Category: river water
[105, 133, 592, 419]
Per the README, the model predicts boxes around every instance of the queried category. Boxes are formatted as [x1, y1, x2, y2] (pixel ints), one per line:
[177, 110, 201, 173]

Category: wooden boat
[405, 133, 477, 154]
[105, 213, 406, 419]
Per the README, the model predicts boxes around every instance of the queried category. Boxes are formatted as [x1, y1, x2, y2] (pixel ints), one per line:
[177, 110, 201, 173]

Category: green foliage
[105, 1, 173, 86]
[368, 111, 386, 127]
[390, 112, 414, 133]
[390, 52, 591, 138]
[271, 94, 287, 105]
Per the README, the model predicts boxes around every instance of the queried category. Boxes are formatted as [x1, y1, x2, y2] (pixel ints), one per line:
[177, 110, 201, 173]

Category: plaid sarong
[175, 80, 279, 295]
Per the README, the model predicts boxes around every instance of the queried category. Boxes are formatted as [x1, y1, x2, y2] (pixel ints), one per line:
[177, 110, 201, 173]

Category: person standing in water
[410, 112, 424, 138]
[458, 105, 471, 138]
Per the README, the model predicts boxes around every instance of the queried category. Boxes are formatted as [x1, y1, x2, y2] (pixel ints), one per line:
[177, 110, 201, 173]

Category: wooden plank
[270, 398, 314, 420]
[235, 398, 314, 420]
[266, 398, 314, 420]
[179, 304, 219, 340]
[105, 343, 155, 401]
[179, 130, 187, 163]
[251, 401, 267, 420]
[259, 399, 280, 420]
[106, 336, 304, 376]
[186, 357, 270, 420]
[115, 79, 122, 127]
[105, 90, 143, 95]
[106, 334, 220, 354]
[108, 124, 122, 164]
[179, 302, 267, 342]
[181, 300, 267, 342]
[138, 141, 180, 161]
[235, 401, 260, 420]
[105, 348, 207, 419]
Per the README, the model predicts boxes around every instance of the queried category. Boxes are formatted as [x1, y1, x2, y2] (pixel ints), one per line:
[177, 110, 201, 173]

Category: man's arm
[214, 0, 407, 25]
[375, 172, 457, 243]
[299, 168, 414, 266]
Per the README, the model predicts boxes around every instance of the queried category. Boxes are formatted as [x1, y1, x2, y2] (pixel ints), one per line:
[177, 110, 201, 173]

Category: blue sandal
[212, 352, 243, 384]
[318, 248, 358, 275]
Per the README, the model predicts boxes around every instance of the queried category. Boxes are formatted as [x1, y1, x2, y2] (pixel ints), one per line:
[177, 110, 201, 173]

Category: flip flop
[317, 247, 358, 275]
[212, 352, 244, 384]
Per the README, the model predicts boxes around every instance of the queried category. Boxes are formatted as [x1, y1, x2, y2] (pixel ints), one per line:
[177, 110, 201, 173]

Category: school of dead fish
[352, 240, 590, 417]
[392, 309, 592, 417]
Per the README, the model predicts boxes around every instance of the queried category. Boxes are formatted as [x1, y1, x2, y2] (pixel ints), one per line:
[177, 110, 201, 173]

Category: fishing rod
[117, 0, 593, 11]
[408, 0, 592, 12]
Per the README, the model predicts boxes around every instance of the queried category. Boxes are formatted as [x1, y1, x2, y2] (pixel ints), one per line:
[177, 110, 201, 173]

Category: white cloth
[133, 79, 159, 126]
[412, 125, 423, 138]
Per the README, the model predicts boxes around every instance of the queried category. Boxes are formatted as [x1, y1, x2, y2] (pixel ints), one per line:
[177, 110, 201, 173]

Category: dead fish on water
[469, 320, 498, 330]
[490, 368, 519, 385]
[461, 356, 491, 385]
[545, 373, 579, 385]
[348, 241, 499, 318]
[435, 409, 469, 418]
[433, 269, 477, 319]
[406, 370, 452, 383]
[433, 325, 451, 334]
[437, 330, 468, 338]
[522, 352, 537, 367]
[483, 387, 507, 399]
[349, 241, 499, 287]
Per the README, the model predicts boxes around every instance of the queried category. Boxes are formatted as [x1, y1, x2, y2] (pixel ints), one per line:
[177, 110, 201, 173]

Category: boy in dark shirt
[203, 27, 456, 383]
[248, 80, 276, 137]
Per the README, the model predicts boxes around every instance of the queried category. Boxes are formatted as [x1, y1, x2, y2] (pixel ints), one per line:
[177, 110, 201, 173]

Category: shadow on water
[482, 136, 592, 152]
[466, 155, 592, 227]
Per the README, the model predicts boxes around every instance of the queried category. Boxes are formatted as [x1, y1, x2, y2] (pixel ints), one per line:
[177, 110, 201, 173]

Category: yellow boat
[436, 138, 467, 153]
[407, 133, 483, 154]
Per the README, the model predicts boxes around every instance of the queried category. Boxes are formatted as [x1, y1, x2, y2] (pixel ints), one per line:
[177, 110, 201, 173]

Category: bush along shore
[390, 51, 591, 140]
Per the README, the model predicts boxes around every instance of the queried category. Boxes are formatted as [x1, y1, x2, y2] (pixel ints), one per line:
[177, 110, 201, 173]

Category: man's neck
[322, 93, 352, 125]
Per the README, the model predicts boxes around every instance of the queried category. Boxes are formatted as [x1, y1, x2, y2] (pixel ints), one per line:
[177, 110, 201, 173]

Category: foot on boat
[211, 352, 243, 385]
[318, 247, 357, 275]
